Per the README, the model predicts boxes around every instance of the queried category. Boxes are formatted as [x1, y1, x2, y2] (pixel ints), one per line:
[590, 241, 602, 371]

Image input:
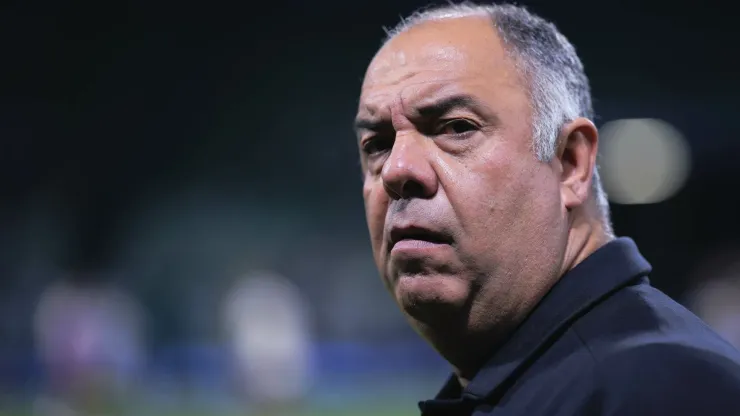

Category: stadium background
[0, 0, 738, 414]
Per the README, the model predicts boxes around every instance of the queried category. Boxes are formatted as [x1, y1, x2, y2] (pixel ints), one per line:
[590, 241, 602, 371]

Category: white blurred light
[222, 271, 313, 403]
[688, 276, 740, 349]
[599, 118, 691, 205]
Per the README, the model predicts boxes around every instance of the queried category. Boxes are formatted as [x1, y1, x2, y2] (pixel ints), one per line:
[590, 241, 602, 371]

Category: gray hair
[384, 2, 612, 234]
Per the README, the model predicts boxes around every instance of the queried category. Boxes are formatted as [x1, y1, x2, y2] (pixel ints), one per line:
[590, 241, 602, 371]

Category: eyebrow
[353, 93, 494, 134]
[353, 116, 385, 133]
[416, 94, 491, 119]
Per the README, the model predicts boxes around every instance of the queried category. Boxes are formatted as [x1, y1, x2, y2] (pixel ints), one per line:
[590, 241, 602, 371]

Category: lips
[388, 225, 452, 249]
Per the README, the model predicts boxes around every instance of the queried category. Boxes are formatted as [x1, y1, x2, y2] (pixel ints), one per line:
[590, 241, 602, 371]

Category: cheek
[480, 163, 563, 256]
[363, 181, 389, 252]
[450, 154, 515, 223]
[364, 185, 393, 289]
[451, 150, 555, 248]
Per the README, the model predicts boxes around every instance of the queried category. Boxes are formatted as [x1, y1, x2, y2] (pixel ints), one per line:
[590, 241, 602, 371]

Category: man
[354, 3, 740, 415]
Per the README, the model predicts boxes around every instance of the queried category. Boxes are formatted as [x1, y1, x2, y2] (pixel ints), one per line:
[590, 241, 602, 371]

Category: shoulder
[592, 341, 740, 415]
[601, 339, 740, 380]
[575, 278, 737, 359]
[572, 286, 740, 415]
[570, 282, 740, 414]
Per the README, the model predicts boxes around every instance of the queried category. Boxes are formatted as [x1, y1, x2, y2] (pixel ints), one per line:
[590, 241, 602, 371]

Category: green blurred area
[0, 402, 413, 416]
[0, 409, 410, 416]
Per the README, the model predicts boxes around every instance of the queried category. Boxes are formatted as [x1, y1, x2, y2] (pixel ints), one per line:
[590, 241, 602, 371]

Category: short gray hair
[384, 2, 612, 233]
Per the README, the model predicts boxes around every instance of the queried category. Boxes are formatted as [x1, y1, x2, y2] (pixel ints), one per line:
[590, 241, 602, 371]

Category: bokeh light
[599, 118, 692, 205]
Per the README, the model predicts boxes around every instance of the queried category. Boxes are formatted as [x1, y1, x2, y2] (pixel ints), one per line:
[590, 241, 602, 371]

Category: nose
[381, 133, 438, 199]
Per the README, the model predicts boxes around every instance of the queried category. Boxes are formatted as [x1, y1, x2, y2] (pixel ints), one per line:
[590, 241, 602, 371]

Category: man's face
[356, 17, 570, 335]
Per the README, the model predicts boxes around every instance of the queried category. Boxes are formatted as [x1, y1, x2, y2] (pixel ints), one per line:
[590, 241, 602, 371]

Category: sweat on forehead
[361, 18, 521, 91]
[359, 80, 464, 118]
[365, 17, 506, 80]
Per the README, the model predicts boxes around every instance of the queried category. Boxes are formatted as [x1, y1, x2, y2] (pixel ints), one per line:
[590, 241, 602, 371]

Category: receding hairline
[384, 7, 493, 39]
[382, 6, 525, 56]
[381, 11, 536, 84]
[381, 12, 509, 56]
[370, 13, 529, 87]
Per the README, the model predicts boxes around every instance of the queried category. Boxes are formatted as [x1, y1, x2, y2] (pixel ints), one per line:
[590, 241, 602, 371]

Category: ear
[555, 118, 599, 211]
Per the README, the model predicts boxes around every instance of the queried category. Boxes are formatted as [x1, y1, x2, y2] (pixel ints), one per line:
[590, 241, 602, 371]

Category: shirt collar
[424, 237, 652, 407]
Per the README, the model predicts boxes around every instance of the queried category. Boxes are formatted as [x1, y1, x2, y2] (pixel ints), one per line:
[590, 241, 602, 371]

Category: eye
[361, 136, 393, 155]
[438, 119, 478, 135]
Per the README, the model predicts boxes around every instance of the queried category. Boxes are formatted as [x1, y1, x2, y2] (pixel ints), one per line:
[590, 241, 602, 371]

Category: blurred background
[0, 0, 738, 415]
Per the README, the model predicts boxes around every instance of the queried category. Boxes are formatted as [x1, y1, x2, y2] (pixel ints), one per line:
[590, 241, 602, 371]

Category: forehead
[359, 16, 521, 113]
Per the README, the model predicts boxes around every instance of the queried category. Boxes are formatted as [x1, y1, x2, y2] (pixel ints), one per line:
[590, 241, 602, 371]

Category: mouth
[389, 225, 452, 250]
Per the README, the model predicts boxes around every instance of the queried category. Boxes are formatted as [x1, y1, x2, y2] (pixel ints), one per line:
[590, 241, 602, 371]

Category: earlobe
[558, 118, 599, 210]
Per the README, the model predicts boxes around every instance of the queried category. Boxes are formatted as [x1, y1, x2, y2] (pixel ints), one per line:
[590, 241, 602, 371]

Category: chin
[395, 273, 471, 323]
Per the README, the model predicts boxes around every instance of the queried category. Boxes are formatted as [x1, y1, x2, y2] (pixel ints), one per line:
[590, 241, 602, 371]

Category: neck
[560, 210, 613, 277]
[451, 211, 612, 388]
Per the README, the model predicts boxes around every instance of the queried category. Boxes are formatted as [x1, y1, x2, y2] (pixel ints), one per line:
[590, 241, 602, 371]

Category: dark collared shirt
[419, 238, 740, 415]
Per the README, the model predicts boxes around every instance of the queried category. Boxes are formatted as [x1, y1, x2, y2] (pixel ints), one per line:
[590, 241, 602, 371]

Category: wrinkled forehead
[358, 17, 520, 116]
[360, 49, 470, 112]
[363, 43, 469, 87]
